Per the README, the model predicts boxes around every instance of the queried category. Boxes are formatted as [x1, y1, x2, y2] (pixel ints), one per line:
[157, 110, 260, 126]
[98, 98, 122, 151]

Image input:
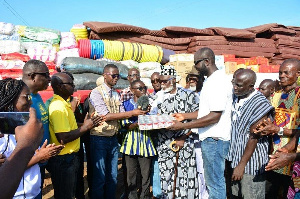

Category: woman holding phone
[0, 78, 64, 199]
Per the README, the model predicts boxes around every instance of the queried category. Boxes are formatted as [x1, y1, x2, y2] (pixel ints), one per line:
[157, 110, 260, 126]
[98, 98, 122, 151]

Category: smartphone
[0, 112, 30, 134]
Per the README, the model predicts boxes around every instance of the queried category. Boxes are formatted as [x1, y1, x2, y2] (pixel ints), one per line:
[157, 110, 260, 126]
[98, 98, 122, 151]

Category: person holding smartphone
[0, 78, 64, 198]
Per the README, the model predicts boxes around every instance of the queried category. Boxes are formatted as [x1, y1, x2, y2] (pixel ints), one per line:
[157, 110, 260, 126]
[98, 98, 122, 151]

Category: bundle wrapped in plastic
[0, 32, 20, 41]
[60, 32, 77, 50]
[56, 48, 79, 66]
[0, 40, 21, 54]
[60, 57, 129, 79]
[22, 26, 61, 44]
[0, 22, 15, 35]
[0, 60, 25, 69]
[120, 60, 139, 69]
[27, 46, 57, 62]
[138, 62, 162, 71]
[72, 73, 129, 90]
[21, 41, 53, 50]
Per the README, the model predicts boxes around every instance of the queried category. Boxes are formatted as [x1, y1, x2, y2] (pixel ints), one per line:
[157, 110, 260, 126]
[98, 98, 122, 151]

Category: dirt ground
[42, 159, 124, 199]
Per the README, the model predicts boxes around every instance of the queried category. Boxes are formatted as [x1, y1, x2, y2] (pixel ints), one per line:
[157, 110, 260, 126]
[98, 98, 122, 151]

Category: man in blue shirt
[22, 59, 52, 195]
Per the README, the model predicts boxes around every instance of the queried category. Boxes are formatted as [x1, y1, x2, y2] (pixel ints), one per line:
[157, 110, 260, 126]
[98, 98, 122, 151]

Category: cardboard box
[169, 54, 194, 62]
[223, 54, 235, 62]
[247, 65, 259, 73]
[259, 64, 272, 73]
[225, 62, 237, 74]
[271, 65, 280, 73]
[170, 61, 194, 87]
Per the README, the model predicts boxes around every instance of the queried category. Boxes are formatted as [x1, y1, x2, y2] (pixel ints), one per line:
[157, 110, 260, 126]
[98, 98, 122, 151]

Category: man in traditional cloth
[153, 65, 199, 198]
[255, 58, 300, 199]
[227, 69, 274, 198]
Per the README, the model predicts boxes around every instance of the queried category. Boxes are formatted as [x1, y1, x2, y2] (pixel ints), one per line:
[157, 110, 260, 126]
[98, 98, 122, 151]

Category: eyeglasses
[20, 94, 32, 101]
[132, 86, 147, 91]
[28, 72, 50, 78]
[61, 82, 75, 87]
[106, 73, 120, 79]
[128, 74, 140, 78]
[194, 58, 208, 65]
[151, 78, 160, 83]
[159, 77, 175, 84]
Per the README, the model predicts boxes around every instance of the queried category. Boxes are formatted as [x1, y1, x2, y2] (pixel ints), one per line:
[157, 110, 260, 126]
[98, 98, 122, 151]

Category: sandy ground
[42, 160, 124, 199]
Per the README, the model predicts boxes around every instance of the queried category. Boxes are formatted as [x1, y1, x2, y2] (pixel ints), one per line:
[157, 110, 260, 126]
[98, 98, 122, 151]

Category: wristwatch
[278, 127, 284, 136]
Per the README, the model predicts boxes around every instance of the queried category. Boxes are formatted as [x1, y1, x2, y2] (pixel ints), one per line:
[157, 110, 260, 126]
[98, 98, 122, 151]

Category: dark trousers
[75, 141, 85, 199]
[48, 152, 80, 199]
[265, 170, 291, 199]
[125, 155, 151, 199]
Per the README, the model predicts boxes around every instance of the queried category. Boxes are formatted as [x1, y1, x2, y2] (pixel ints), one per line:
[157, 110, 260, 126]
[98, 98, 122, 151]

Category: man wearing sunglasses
[169, 48, 233, 199]
[22, 59, 52, 194]
[151, 65, 199, 198]
[88, 64, 147, 199]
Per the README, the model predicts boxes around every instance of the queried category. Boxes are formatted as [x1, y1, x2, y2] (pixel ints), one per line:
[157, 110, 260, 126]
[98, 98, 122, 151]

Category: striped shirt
[227, 90, 274, 175]
[120, 98, 157, 157]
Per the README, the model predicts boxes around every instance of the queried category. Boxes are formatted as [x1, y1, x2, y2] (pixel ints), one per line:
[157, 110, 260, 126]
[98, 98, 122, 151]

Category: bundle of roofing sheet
[84, 21, 300, 65]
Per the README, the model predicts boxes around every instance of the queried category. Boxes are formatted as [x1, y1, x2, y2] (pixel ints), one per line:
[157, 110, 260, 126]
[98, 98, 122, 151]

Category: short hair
[51, 74, 63, 93]
[0, 78, 26, 112]
[103, 64, 118, 74]
[130, 80, 143, 88]
[23, 59, 47, 74]
[196, 47, 215, 64]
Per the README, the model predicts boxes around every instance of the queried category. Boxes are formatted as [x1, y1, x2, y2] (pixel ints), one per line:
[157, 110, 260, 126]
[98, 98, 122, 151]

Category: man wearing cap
[153, 64, 199, 198]
[169, 48, 233, 199]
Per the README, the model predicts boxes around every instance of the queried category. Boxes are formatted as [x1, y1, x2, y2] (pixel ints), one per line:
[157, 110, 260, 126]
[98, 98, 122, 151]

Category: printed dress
[157, 88, 199, 199]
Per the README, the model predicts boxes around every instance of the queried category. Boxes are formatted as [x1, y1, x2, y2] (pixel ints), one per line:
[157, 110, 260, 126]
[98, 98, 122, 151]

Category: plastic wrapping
[60, 57, 129, 79]
[72, 73, 129, 90]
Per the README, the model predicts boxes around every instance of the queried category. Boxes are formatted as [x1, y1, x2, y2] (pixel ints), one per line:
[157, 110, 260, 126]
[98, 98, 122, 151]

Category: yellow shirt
[49, 94, 79, 155]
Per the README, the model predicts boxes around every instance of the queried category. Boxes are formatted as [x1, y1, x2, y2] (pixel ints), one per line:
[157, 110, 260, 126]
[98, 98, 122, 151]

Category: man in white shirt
[169, 47, 233, 199]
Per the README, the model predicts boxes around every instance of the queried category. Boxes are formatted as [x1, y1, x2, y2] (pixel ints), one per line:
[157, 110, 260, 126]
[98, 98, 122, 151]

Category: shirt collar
[53, 94, 71, 108]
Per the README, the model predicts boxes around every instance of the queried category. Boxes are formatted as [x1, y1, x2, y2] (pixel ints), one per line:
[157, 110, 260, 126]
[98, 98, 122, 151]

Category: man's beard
[162, 83, 174, 93]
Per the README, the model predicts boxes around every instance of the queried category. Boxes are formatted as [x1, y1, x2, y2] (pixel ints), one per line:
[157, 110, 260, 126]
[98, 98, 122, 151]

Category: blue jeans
[151, 156, 162, 198]
[47, 152, 80, 199]
[201, 138, 230, 199]
[90, 135, 119, 199]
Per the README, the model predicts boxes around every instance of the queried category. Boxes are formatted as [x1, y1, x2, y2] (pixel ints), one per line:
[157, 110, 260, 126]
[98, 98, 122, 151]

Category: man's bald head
[279, 58, 300, 89]
[259, 79, 275, 99]
[281, 59, 300, 71]
[237, 69, 256, 85]
[233, 69, 256, 98]
[194, 47, 216, 77]
[51, 72, 73, 94]
[127, 68, 140, 83]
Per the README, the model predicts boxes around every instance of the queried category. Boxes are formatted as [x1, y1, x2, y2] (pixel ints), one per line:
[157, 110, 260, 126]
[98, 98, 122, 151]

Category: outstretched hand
[172, 113, 185, 122]
[35, 139, 64, 163]
[167, 120, 183, 131]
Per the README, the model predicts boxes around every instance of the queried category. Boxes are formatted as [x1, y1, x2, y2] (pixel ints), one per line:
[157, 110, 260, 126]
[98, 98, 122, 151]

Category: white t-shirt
[197, 70, 233, 141]
[0, 135, 41, 199]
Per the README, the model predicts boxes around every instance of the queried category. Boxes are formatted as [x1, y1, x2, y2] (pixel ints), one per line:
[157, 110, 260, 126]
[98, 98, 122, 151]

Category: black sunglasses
[151, 78, 160, 83]
[132, 86, 147, 91]
[61, 82, 75, 87]
[106, 73, 120, 79]
[28, 72, 50, 78]
[194, 58, 208, 65]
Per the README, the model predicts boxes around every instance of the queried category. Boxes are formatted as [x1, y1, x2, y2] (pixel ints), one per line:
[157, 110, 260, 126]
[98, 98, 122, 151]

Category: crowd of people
[0, 47, 300, 199]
